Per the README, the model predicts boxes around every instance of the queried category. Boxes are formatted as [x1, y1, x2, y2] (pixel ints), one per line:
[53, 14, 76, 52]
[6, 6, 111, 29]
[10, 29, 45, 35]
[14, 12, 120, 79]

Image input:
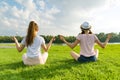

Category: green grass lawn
[0, 44, 120, 80]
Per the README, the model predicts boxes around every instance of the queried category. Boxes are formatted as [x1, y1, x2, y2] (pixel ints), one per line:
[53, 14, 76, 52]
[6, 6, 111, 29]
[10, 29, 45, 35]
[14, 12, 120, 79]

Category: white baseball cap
[80, 22, 91, 30]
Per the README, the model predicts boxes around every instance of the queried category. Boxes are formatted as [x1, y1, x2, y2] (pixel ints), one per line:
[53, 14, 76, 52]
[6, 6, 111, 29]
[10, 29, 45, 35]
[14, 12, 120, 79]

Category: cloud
[46, 0, 120, 35]
[0, 0, 60, 36]
[36, 0, 45, 10]
[0, 0, 120, 36]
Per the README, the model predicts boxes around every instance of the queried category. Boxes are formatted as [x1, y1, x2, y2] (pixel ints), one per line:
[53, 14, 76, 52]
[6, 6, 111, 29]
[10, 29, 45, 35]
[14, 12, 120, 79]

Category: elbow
[101, 44, 106, 49]
[44, 48, 48, 52]
[70, 46, 74, 49]
[101, 45, 106, 49]
[44, 50, 48, 52]
[18, 50, 22, 52]
[102, 46, 105, 49]
[17, 48, 22, 52]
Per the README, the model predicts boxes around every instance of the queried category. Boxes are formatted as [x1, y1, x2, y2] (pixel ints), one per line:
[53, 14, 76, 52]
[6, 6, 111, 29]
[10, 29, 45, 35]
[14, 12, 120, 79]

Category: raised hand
[59, 35, 65, 41]
[107, 33, 112, 39]
[51, 37, 56, 42]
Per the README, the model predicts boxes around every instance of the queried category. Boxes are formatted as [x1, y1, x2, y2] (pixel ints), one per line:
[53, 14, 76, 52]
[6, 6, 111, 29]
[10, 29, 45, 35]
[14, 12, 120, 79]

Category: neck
[84, 30, 89, 34]
[34, 31, 38, 36]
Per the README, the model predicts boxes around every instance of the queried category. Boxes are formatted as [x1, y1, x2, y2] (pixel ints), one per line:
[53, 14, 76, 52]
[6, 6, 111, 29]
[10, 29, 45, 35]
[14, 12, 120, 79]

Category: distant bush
[0, 32, 120, 43]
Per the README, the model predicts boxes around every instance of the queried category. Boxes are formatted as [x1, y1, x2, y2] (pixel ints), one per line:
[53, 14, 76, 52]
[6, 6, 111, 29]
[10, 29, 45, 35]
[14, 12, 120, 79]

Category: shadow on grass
[0, 61, 26, 71]
[0, 59, 90, 80]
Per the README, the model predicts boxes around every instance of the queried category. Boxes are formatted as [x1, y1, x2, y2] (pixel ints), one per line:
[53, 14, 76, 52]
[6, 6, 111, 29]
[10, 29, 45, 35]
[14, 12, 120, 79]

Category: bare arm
[59, 35, 80, 49]
[41, 37, 55, 52]
[95, 33, 112, 48]
[13, 36, 25, 52]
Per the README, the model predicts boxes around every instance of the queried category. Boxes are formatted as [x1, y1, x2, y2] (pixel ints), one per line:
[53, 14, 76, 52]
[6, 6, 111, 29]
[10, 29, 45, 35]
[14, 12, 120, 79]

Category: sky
[0, 0, 120, 36]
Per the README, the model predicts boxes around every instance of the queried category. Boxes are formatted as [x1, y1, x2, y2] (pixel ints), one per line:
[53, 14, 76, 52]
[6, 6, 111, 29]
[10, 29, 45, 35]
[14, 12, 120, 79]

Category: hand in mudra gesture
[59, 35, 65, 41]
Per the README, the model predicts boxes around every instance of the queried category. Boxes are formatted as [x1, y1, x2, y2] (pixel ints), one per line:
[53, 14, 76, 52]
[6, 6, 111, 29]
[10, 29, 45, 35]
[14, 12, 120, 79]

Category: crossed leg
[70, 49, 99, 62]
[70, 51, 80, 61]
[22, 52, 49, 65]
[39, 52, 48, 64]
[95, 49, 99, 59]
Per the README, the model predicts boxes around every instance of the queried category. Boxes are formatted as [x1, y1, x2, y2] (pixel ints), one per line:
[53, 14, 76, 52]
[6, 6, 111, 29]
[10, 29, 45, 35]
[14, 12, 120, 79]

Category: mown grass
[0, 44, 120, 80]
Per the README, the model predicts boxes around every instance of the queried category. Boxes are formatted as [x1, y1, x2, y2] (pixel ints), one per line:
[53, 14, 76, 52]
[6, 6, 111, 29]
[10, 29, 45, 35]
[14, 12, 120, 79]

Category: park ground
[0, 44, 120, 80]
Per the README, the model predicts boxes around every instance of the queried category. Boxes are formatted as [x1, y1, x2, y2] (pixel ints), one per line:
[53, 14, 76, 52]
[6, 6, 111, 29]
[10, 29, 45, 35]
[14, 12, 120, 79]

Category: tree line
[0, 32, 120, 43]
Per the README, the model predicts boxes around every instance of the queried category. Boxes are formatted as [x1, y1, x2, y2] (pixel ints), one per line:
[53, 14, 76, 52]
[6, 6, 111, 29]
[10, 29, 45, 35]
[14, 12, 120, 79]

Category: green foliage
[0, 32, 120, 43]
[110, 33, 120, 42]
[96, 32, 106, 42]
[0, 36, 23, 43]
[0, 44, 120, 80]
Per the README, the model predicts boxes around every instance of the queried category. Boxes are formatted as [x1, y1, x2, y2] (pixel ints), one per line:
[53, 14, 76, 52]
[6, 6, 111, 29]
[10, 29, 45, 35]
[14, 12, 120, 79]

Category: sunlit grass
[0, 44, 120, 80]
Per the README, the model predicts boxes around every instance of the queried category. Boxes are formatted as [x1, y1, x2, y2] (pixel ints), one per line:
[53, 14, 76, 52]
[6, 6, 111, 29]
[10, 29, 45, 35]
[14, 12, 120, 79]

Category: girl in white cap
[59, 22, 112, 62]
[13, 21, 55, 65]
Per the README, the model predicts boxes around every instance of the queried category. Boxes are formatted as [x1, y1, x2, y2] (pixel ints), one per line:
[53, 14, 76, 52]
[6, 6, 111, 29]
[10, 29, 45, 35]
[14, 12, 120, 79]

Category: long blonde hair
[26, 21, 38, 47]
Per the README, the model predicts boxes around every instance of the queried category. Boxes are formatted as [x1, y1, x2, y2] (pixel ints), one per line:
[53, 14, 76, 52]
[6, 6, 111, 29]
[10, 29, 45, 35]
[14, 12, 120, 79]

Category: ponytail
[26, 21, 38, 47]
